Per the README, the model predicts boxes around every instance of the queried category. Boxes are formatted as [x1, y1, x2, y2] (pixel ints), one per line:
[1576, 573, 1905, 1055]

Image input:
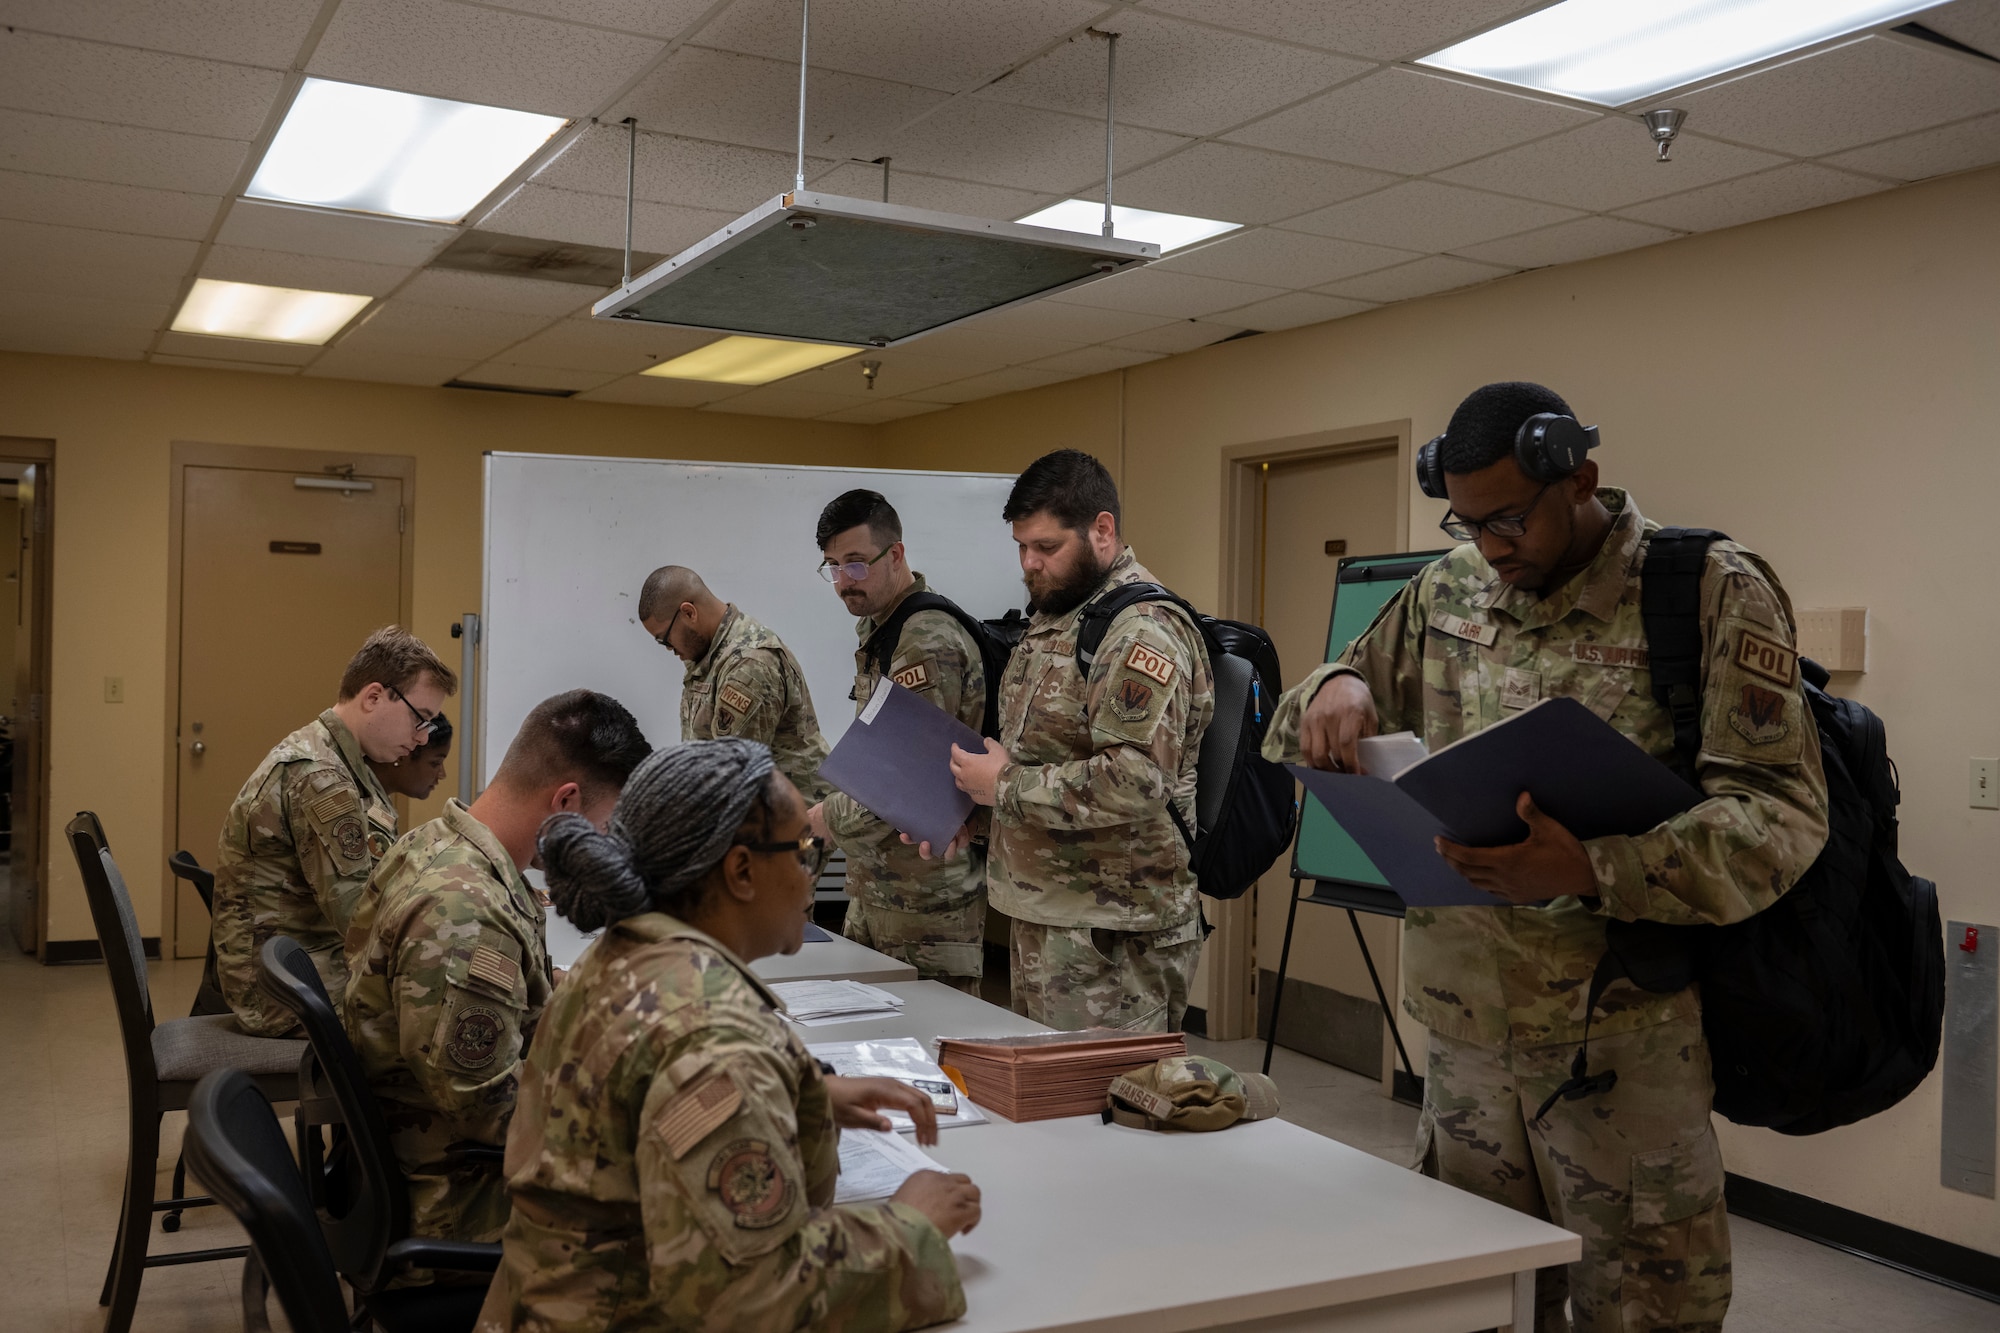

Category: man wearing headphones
[1264, 382, 1828, 1333]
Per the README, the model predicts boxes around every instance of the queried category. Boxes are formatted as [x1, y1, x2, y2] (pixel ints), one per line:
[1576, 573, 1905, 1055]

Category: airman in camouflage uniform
[987, 545, 1213, 1032]
[475, 912, 965, 1333]
[824, 573, 987, 992]
[213, 708, 398, 1035]
[1265, 484, 1828, 1332]
[343, 798, 553, 1244]
[682, 605, 831, 808]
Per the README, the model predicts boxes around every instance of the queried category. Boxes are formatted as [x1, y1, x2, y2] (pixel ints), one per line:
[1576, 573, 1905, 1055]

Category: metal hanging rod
[622, 117, 637, 287]
[795, 0, 810, 193]
[1092, 30, 1120, 239]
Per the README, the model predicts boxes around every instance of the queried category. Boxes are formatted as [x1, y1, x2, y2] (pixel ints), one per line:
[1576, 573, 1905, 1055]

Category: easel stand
[1263, 874, 1422, 1106]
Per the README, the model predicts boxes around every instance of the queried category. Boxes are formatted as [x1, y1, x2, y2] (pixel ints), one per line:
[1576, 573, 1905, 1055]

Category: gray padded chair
[67, 812, 307, 1333]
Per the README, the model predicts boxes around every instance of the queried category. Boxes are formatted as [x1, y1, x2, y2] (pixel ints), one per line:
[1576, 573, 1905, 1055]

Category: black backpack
[860, 591, 1016, 741]
[1546, 529, 1945, 1135]
[1074, 583, 1297, 901]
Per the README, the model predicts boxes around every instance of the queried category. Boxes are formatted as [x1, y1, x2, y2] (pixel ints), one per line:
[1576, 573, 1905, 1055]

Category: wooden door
[8, 462, 48, 953]
[173, 464, 405, 957]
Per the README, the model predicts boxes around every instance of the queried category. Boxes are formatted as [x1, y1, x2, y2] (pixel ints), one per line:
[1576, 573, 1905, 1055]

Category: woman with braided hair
[477, 738, 979, 1333]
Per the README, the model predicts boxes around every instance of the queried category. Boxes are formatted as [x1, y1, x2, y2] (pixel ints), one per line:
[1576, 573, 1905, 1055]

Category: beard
[1025, 546, 1111, 618]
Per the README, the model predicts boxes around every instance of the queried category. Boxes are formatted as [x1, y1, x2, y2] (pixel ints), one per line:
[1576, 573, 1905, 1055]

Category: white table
[814, 982, 1579, 1333]
[543, 905, 918, 984]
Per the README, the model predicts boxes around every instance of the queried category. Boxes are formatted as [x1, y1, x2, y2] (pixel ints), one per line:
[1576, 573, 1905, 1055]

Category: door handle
[190, 740, 206, 756]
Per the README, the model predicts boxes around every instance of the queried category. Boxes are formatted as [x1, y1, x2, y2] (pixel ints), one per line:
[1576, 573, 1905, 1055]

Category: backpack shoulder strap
[1074, 582, 1191, 670]
[861, 591, 957, 677]
[1639, 527, 1727, 782]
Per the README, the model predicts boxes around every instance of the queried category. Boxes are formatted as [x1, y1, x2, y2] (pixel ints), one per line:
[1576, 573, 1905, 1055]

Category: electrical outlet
[1972, 758, 1999, 810]
[104, 676, 124, 704]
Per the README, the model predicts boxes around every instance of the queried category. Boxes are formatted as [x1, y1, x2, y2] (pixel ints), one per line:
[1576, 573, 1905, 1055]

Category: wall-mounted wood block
[1796, 607, 1868, 672]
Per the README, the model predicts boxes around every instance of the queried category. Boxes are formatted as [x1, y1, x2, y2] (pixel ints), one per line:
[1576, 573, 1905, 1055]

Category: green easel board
[1289, 550, 1450, 887]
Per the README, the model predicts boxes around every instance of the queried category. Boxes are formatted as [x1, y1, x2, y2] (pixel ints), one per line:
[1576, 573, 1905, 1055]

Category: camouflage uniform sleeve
[636, 1030, 965, 1330]
[1262, 580, 1428, 763]
[1586, 565, 1830, 926]
[392, 890, 537, 1147]
[711, 650, 787, 748]
[283, 763, 379, 936]
[994, 608, 1204, 831]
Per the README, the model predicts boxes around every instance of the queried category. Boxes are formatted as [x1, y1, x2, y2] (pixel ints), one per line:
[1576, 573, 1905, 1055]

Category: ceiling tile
[215, 201, 455, 266]
[1315, 253, 1513, 303]
[1676, 36, 2000, 159]
[0, 218, 199, 301]
[201, 245, 413, 297]
[333, 302, 554, 359]
[497, 316, 716, 373]
[1106, 141, 1396, 226]
[1225, 67, 1596, 174]
[1823, 110, 2000, 181]
[0, 289, 172, 331]
[152, 352, 299, 374]
[1436, 121, 1790, 212]
[1277, 179, 1578, 253]
[870, 98, 1191, 193]
[695, 0, 1104, 93]
[905, 366, 1071, 403]
[482, 0, 719, 41]
[891, 324, 1083, 366]
[0, 171, 220, 240]
[805, 161, 1052, 220]
[536, 125, 806, 213]
[460, 361, 622, 391]
[818, 397, 948, 424]
[1923, 1, 2000, 58]
[1105, 318, 1242, 354]
[1025, 344, 1165, 376]
[1216, 290, 1372, 331]
[0, 109, 250, 194]
[980, 11, 1373, 137]
[0, 322, 152, 359]
[478, 183, 734, 255]
[394, 268, 596, 317]
[1048, 265, 1286, 318]
[701, 384, 871, 417]
[786, 359, 887, 397]
[309, 0, 665, 117]
[815, 352, 974, 395]
[1140, 0, 1537, 63]
[0, 28, 284, 139]
[1455, 215, 1680, 269]
[0, 0, 323, 67]
[963, 301, 1168, 343]
[1161, 227, 1417, 287]
[613, 47, 950, 161]
[574, 375, 749, 407]
[156, 330, 321, 365]
[303, 346, 475, 385]
[1615, 163, 1890, 233]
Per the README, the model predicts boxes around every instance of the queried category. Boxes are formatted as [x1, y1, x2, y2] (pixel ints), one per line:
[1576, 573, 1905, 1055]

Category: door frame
[162, 441, 417, 959]
[0, 437, 55, 958]
[1205, 421, 1411, 1040]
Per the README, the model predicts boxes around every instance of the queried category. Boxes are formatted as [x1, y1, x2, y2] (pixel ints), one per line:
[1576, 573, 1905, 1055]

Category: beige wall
[880, 164, 2000, 1253]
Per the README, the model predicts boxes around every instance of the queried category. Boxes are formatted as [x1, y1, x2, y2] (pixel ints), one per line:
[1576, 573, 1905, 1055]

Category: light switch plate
[103, 676, 124, 704]
[1973, 759, 1999, 810]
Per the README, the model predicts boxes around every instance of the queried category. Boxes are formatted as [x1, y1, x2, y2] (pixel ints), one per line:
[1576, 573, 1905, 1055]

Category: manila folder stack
[936, 1029, 1186, 1122]
[818, 678, 982, 852]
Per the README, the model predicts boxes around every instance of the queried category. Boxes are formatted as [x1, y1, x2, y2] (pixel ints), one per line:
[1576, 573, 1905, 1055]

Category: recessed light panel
[248, 78, 567, 222]
[1016, 200, 1241, 253]
[1419, 0, 1943, 107]
[170, 278, 372, 344]
[643, 336, 854, 385]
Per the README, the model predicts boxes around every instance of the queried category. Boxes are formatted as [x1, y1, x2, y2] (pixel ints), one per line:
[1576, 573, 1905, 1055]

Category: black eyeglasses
[817, 547, 891, 584]
[653, 605, 683, 649]
[1439, 482, 1556, 541]
[736, 834, 825, 871]
[387, 685, 439, 737]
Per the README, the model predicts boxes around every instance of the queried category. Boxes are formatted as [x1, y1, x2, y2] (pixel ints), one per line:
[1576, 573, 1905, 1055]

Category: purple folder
[818, 679, 982, 852]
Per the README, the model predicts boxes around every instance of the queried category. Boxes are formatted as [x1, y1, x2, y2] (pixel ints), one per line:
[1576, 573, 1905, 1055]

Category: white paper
[833, 1128, 940, 1203]
[770, 979, 907, 1019]
[1356, 730, 1429, 780]
[860, 675, 894, 724]
[808, 1038, 989, 1130]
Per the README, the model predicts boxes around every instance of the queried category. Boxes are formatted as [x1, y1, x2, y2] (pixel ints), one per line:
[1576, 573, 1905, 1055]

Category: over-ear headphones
[1415, 413, 1601, 500]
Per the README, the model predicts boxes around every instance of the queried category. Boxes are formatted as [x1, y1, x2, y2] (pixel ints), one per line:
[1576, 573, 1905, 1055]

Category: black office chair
[67, 813, 306, 1333]
[167, 850, 231, 1018]
[182, 1068, 364, 1333]
[257, 936, 499, 1332]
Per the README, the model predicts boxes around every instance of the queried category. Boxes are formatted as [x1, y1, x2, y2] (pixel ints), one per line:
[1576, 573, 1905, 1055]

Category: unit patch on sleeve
[891, 660, 932, 692]
[333, 816, 367, 862]
[446, 1005, 504, 1069]
[1124, 642, 1178, 687]
[1429, 610, 1498, 647]
[656, 1069, 744, 1161]
[1728, 683, 1791, 746]
[1110, 678, 1155, 722]
[706, 1138, 792, 1229]
[719, 683, 755, 714]
[1733, 629, 1798, 687]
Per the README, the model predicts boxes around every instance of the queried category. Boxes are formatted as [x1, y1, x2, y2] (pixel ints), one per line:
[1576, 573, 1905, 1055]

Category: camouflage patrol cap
[1104, 1054, 1280, 1132]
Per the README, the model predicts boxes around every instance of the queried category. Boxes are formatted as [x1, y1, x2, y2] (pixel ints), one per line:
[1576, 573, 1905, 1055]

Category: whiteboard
[479, 453, 1022, 788]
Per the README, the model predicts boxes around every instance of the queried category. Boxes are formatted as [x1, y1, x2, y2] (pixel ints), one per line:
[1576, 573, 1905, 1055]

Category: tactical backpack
[1546, 528, 1945, 1136]
[1074, 583, 1297, 901]
[860, 591, 1016, 741]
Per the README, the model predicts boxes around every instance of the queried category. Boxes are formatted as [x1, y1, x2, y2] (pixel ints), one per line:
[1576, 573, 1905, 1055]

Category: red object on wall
[1962, 925, 1979, 953]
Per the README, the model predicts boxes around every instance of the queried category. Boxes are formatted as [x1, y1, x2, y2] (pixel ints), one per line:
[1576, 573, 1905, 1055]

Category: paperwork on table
[808, 1037, 988, 1130]
[772, 978, 907, 1026]
[834, 1128, 943, 1204]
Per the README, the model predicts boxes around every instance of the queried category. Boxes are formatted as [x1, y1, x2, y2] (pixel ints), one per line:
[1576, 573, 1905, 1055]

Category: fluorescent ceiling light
[1016, 200, 1240, 253]
[643, 336, 854, 385]
[170, 278, 372, 345]
[1418, 0, 1943, 107]
[247, 78, 566, 222]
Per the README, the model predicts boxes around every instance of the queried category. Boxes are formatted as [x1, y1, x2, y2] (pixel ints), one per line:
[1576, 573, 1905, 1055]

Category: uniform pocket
[1623, 1125, 1731, 1329]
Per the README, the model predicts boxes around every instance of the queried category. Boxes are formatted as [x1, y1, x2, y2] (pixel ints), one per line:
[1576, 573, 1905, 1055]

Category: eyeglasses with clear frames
[1438, 482, 1556, 542]
[736, 834, 826, 872]
[817, 547, 891, 584]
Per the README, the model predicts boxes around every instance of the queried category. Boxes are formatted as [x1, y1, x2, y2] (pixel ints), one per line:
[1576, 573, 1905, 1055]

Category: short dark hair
[338, 626, 457, 702]
[1002, 449, 1120, 534]
[815, 489, 902, 551]
[494, 689, 650, 799]
[1438, 381, 1575, 475]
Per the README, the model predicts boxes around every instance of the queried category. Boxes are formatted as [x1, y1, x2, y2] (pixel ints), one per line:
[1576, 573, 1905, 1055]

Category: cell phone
[908, 1077, 958, 1115]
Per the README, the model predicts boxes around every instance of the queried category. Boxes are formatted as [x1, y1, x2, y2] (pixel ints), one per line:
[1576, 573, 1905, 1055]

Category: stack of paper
[935, 1028, 1186, 1122]
[771, 979, 907, 1027]
[808, 1037, 988, 1130]
[833, 1128, 943, 1203]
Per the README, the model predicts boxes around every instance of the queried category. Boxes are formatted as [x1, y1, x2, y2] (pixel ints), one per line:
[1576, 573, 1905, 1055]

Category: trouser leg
[844, 895, 985, 995]
[1007, 918, 1201, 1032]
